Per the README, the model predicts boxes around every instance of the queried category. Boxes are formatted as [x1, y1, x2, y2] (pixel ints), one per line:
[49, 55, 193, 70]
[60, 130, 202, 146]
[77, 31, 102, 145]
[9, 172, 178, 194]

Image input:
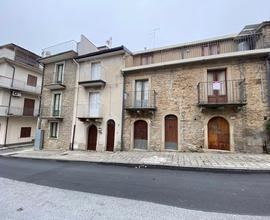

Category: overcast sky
[1, 0, 270, 55]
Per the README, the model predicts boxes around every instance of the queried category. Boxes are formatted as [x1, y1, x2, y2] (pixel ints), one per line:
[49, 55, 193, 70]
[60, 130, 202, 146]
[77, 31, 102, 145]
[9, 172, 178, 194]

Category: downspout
[70, 58, 80, 150]
[120, 70, 126, 151]
[4, 61, 15, 146]
[266, 54, 270, 111]
[37, 63, 45, 129]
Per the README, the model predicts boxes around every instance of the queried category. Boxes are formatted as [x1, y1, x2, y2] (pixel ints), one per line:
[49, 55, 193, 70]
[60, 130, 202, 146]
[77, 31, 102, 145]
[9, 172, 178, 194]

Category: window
[23, 98, 35, 116]
[135, 80, 149, 107]
[50, 122, 58, 138]
[91, 62, 101, 80]
[141, 54, 153, 65]
[207, 69, 226, 96]
[55, 63, 64, 83]
[52, 93, 61, 116]
[89, 92, 100, 117]
[20, 127, 31, 138]
[202, 44, 219, 56]
[27, 75, 37, 87]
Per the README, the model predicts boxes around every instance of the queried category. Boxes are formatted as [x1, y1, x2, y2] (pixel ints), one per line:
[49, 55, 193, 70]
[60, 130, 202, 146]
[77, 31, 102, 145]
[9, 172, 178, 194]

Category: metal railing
[15, 55, 39, 68]
[41, 106, 66, 118]
[197, 79, 246, 105]
[41, 40, 77, 57]
[124, 90, 156, 109]
[79, 71, 106, 82]
[76, 104, 103, 118]
[0, 75, 41, 94]
[0, 106, 39, 116]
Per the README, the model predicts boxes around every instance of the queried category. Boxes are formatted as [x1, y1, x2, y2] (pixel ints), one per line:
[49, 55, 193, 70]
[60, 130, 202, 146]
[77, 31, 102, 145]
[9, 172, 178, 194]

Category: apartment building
[0, 44, 42, 147]
[73, 46, 130, 151]
[122, 21, 270, 153]
[38, 35, 98, 150]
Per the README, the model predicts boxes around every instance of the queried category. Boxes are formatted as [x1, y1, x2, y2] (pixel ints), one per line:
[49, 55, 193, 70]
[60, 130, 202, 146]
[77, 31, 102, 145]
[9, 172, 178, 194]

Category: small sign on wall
[212, 81, 221, 90]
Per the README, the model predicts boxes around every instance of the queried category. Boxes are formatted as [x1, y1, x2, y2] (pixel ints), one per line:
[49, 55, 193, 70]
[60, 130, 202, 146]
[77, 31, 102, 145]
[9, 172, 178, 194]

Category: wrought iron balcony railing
[124, 90, 156, 110]
[197, 79, 246, 106]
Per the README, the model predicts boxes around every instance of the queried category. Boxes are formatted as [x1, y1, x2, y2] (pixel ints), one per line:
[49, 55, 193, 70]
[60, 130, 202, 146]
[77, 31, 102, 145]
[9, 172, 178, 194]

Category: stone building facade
[122, 21, 270, 153]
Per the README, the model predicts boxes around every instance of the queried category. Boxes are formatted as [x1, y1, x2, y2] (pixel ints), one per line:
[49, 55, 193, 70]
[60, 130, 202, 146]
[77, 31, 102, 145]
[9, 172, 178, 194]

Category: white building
[0, 44, 42, 147]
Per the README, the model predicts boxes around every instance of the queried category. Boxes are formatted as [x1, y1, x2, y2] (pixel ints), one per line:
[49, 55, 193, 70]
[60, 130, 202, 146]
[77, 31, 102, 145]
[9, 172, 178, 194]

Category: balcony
[41, 107, 64, 120]
[77, 104, 103, 122]
[197, 79, 246, 108]
[44, 74, 66, 90]
[41, 40, 77, 58]
[0, 105, 39, 117]
[0, 75, 41, 94]
[124, 90, 156, 114]
[78, 72, 106, 88]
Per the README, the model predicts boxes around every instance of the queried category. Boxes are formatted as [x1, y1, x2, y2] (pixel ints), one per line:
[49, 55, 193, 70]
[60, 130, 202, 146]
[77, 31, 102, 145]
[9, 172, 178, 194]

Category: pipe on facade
[70, 58, 80, 150]
[120, 70, 126, 151]
[4, 61, 15, 146]
[37, 63, 45, 129]
[266, 54, 270, 111]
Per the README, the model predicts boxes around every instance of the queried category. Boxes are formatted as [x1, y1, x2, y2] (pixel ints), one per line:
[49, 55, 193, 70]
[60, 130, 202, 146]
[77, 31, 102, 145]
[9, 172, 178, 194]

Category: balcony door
[52, 93, 61, 116]
[89, 92, 100, 117]
[135, 80, 149, 108]
[23, 98, 35, 116]
[55, 63, 64, 83]
[207, 70, 227, 103]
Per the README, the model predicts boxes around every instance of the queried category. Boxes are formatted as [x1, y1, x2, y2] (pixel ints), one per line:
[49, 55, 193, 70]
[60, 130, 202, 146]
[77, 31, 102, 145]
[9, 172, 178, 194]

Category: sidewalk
[1, 148, 270, 172]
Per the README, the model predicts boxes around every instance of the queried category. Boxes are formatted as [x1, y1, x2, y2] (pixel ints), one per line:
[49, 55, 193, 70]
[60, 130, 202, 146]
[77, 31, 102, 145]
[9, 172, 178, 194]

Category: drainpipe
[266, 54, 270, 111]
[37, 63, 45, 129]
[120, 70, 126, 151]
[70, 58, 80, 150]
[4, 61, 15, 146]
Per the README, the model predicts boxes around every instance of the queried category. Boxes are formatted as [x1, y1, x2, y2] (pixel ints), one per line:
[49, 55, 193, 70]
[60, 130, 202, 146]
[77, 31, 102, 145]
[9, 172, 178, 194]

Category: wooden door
[207, 70, 227, 103]
[208, 117, 230, 150]
[106, 120, 115, 152]
[88, 125, 97, 151]
[134, 120, 148, 149]
[165, 115, 178, 150]
[23, 98, 35, 116]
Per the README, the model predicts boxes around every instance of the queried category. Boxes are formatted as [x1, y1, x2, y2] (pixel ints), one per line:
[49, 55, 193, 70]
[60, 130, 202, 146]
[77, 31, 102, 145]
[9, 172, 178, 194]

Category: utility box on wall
[34, 129, 44, 150]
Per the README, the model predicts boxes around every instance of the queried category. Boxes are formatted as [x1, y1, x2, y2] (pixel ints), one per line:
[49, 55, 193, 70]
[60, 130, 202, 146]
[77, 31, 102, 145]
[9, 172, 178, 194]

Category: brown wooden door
[106, 120, 115, 152]
[134, 120, 148, 149]
[23, 98, 35, 116]
[207, 70, 227, 103]
[165, 115, 178, 150]
[208, 117, 230, 150]
[88, 125, 97, 151]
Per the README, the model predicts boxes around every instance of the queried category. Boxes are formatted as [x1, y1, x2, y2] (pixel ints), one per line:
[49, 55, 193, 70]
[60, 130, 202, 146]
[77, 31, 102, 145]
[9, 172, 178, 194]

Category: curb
[1, 155, 270, 174]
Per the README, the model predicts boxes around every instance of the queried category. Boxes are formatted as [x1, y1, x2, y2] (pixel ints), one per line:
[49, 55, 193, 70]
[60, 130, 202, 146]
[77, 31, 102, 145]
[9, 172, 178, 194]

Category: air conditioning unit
[12, 91, 21, 97]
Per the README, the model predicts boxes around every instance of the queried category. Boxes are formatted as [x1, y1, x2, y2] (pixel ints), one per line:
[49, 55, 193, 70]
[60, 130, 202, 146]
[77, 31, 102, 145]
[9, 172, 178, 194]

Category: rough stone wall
[123, 58, 268, 153]
[41, 59, 77, 150]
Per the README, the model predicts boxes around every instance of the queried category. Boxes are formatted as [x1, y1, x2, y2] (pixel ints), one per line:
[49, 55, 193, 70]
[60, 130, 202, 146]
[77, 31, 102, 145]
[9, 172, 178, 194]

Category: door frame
[130, 119, 150, 150]
[162, 114, 181, 151]
[87, 124, 98, 151]
[106, 119, 115, 151]
[204, 115, 234, 152]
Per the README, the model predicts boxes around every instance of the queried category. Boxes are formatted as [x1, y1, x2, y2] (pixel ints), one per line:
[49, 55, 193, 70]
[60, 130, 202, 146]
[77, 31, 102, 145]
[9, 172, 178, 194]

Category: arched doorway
[208, 117, 230, 151]
[165, 115, 178, 150]
[106, 119, 115, 151]
[88, 124, 97, 151]
[134, 120, 148, 149]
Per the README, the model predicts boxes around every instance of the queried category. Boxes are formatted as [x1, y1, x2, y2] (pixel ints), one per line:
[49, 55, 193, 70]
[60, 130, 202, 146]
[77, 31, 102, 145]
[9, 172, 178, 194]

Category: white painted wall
[0, 48, 15, 60]
[74, 54, 125, 151]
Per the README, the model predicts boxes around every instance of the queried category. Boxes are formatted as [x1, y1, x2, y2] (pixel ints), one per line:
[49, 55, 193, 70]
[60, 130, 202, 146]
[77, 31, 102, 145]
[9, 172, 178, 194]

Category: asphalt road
[0, 157, 270, 216]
